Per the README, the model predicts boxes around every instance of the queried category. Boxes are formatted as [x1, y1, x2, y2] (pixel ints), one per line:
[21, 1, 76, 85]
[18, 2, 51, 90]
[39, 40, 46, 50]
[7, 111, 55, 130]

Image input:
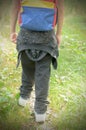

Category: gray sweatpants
[20, 51, 52, 114]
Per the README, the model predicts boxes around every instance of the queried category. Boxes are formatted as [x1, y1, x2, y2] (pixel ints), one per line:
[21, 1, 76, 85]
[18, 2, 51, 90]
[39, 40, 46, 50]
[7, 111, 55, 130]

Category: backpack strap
[52, 0, 58, 27]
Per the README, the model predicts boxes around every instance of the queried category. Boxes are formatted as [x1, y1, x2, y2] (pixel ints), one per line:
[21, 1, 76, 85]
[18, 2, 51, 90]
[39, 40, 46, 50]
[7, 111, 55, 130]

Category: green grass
[49, 15, 86, 130]
[0, 14, 86, 130]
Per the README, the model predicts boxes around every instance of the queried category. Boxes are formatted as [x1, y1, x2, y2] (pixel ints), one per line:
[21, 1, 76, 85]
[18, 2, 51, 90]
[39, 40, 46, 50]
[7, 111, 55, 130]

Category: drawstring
[16, 52, 22, 68]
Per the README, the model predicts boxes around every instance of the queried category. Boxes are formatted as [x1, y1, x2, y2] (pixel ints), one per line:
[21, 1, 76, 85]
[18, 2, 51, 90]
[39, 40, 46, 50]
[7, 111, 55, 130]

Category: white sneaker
[18, 97, 29, 107]
[34, 111, 46, 122]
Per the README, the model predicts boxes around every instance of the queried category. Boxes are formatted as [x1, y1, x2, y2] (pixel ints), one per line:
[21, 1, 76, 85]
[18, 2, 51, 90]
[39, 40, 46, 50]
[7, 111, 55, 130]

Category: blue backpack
[19, 0, 58, 31]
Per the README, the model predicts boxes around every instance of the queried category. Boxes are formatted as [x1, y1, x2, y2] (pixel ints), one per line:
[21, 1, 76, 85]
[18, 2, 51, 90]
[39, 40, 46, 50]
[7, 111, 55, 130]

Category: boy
[10, 0, 64, 122]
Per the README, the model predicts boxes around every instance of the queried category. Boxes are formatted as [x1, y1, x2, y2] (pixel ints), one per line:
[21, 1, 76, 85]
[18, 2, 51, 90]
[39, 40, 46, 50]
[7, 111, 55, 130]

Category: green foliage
[64, 0, 86, 15]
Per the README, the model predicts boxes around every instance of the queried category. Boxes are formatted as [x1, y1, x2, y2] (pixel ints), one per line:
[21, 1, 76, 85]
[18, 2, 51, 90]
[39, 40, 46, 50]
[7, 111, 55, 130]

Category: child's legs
[35, 54, 52, 114]
[20, 51, 35, 99]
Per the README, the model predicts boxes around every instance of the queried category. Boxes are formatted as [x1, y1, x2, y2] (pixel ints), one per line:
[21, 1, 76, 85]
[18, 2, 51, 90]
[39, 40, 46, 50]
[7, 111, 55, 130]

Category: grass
[0, 12, 86, 130]
[49, 15, 86, 130]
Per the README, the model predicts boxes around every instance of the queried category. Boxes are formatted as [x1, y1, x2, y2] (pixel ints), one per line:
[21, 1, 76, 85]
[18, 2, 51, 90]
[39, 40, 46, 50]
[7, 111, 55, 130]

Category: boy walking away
[10, 0, 64, 122]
